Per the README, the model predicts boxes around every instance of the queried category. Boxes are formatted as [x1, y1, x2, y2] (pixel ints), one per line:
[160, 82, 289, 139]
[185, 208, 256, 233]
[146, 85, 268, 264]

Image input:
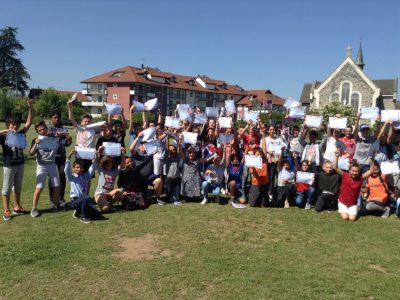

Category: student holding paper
[334, 150, 373, 221]
[339, 125, 356, 162]
[48, 110, 72, 210]
[201, 150, 226, 205]
[301, 130, 323, 172]
[322, 126, 345, 164]
[95, 123, 119, 162]
[65, 150, 103, 224]
[362, 161, 392, 218]
[247, 146, 269, 207]
[68, 101, 98, 175]
[163, 141, 183, 205]
[0, 99, 33, 221]
[108, 106, 126, 148]
[29, 122, 61, 218]
[293, 154, 315, 209]
[239, 121, 260, 152]
[276, 146, 296, 208]
[94, 146, 126, 213]
[368, 120, 396, 164]
[128, 104, 144, 147]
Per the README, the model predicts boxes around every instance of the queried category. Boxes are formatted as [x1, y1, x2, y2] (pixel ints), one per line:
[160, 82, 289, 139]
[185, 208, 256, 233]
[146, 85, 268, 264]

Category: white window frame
[113, 94, 118, 100]
[340, 81, 352, 105]
[350, 92, 361, 111]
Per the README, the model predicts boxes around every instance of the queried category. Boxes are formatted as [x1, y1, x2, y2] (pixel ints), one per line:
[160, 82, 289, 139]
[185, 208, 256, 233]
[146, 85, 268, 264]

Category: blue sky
[1, 0, 399, 99]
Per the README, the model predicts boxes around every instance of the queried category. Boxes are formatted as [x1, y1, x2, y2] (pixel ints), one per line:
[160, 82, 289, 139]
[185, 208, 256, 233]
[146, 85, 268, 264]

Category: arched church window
[350, 93, 359, 110]
[331, 93, 339, 101]
[341, 82, 350, 104]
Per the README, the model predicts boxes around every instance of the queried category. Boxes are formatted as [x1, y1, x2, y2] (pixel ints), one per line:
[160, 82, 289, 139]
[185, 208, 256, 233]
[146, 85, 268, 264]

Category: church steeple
[356, 41, 365, 70]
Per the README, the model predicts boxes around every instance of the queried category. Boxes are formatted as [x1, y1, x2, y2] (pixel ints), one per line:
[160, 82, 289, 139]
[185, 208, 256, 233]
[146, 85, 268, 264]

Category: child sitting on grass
[293, 157, 315, 210]
[314, 160, 341, 213]
[29, 122, 61, 218]
[334, 149, 373, 221]
[362, 161, 392, 218]
[65, 150, 102, 224]
[94, 145, 125, 213]
[0, 99, 33, 221]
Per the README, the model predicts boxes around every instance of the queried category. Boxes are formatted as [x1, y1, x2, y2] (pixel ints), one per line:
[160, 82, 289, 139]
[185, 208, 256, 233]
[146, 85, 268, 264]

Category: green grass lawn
[0, 124, 400, 299]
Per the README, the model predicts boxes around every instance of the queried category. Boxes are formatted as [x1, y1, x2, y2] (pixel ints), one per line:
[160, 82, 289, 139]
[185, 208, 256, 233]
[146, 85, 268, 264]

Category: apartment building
[80, 65, 284, 117]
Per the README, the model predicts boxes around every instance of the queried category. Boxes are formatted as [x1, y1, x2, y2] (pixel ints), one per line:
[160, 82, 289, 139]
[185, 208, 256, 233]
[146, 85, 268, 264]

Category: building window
[341, 82, 350, 104]
[330, 92, 339, 101]
[350, 93, 360, 110]
[113, 83, 118, 87]
[97, 108, 102, 114]
[113, 94, 118, 100]
[110, 72, 124, 78]
[190, 92, 193, 97]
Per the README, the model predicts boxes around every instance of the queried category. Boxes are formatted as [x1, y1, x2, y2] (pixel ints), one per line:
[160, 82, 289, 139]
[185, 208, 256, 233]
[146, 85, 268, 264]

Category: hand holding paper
[103, 142, 122, 157]
[338, 157, 349, 170]
[244, 111, 259, 123]
[380, 161, 400, 175]
[182, 132, 198, 145]
[5, 131, 27, 149]
[381, 110, 400, 122]
[218, 117, 232, 129]
[106, 103, 122, 115]
[194, 113, 207, 125]
[305, 115, 322, 128]
[245, 155, 262, 169]
[360, 107, 379, 120]
[289, 107, 305, 119]
[296, 171, 315, 184]
[144, 98, 158, 111]
[141, 127, 156, 142]
[132, 101, 145, 112]
[165, 116, 181, 129]
[225, 100, 236, 114]
[328, 117, 347, 129]
[205, 107, 219, 118]
[75, 146, 96, 160]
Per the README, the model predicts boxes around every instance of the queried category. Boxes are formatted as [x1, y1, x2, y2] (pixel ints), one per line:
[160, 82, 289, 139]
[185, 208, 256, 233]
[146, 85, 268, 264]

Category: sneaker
[382, 206, 390, 218]
[3, 210, 12, 221]
[80, 217, 91, 224]
[268, 194, 273, 201]
[157, 199, 166, 206]
[12, 207, 27, 215]
[284, 200, 290, 209]
[72, 210, 80, 219]
[173, 201, 183, 206]
[201, 198, 208, 205]
[30, 208, 40, 218]
[305, 202, 311, 210]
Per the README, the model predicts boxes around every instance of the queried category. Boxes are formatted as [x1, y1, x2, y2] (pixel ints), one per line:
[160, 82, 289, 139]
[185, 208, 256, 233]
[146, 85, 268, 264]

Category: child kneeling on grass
[65, 150, 102, 224]
[314, 160, 341, 213]
[362, 160, 392, 218]
[94, 146, 126, 213]
[334, 149, 373, 221]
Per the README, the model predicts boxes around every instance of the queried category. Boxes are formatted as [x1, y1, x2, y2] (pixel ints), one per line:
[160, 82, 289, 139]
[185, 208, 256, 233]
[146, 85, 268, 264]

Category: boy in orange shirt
[362, 161, 391, 218]
[247, 145, 269, 207]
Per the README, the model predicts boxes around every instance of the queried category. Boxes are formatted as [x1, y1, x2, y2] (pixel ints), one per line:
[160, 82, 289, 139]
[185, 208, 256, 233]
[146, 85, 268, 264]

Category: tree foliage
[309, 101, 356, 126]
[0, 26, 30, 96]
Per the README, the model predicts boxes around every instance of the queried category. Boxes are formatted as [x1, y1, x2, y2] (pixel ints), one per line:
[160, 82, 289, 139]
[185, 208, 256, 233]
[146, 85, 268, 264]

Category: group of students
[1, 98, 400, 223]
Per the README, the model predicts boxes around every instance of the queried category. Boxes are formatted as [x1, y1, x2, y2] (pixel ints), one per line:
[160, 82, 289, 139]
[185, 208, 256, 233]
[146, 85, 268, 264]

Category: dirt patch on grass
[368, 264, 388, 273]
[114, 234, 178, 261]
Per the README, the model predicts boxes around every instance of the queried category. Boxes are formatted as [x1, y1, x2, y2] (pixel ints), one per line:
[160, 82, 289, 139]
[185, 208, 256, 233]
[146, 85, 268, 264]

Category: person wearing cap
[353, 112, 380, 208]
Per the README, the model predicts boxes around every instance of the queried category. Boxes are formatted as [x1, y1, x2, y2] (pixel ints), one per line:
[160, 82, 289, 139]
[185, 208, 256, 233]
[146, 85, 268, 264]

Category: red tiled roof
[237, 89, 285, 106]
[81, 66, 248, 96]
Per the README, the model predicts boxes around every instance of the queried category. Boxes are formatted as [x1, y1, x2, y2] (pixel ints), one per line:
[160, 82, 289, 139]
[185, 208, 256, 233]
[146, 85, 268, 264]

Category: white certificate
[182, 132, 198, 145]
[218, 134, 234, 145]
[205, 107, 219, 117]
[328, 117, 347, 129]
[381, 110, 400, 122]
[141, 127, 156, 142]
[380, 161, 400, 175]
[338, 157, 349, 171]
[165, 116, 181, 129]
[5, 131, 27, 149]
[245, 155, 262, 169]
[132, 100, 145, 112]
[106, 103, 122, 115]
[144, 140, 162, 155]
[178, 109, 192, 122]
[360, 107, 379, 120]
[37, 136, 58, 151]
[218, 117, 232, 129]
[75, 146, 96, 160]
[244, 111, 259, 123]
[177, 104, 190, 110]
[283, 97, 300, 109]
[296, 171, 315, 184]
[86, 121, 106, 130]
[289, 107, 305, 119]
[144, 98, 158, 111]
[268, 144, 282, 154]
[194, 113, 208, 125]
[225, 100, 236, 114]
[102, 142, 121, 157]
[280, 169, 294, 181]
[305, 115, 322, 128]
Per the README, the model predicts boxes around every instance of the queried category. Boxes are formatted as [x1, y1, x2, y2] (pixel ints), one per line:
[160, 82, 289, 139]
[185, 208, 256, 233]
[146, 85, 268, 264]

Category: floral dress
[181, 159, 201, 197]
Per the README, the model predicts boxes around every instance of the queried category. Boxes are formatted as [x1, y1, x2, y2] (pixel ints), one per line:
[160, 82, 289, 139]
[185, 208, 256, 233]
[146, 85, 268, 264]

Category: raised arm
[293, 152, 300, 171]
[129, 131, 143, 157]
[129, 105, 135, 133]
[377, 120, 389, 140]
[387, 121, 395, 144]
[121, 107, 127, 131]
[178, 134, 185, 160]
[23, 99, 33, 133]
[277, 145, 285, 171]
[261, 133, 267, 157]
[30, 138, 40, 156]
[119, 148, 126, 170]
[142, 110, 148, 129]
[362, 160, 374, 179]
[353, 113, 361, 139]
[157, 108, 162, 125]
[67, 100, 78, 128]
[333, 149, 343, 176]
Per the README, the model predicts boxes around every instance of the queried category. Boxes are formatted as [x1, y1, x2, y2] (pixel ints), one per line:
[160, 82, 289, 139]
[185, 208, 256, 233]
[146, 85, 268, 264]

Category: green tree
[0, 87, 21, 121]
[33, 88, 85, 125]
[309, 101, 356, 126]
[0, 26, 30, 96]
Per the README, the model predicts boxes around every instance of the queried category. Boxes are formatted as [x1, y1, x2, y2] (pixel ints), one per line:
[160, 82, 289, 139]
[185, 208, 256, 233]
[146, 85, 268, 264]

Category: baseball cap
[360, 124, 370, 131]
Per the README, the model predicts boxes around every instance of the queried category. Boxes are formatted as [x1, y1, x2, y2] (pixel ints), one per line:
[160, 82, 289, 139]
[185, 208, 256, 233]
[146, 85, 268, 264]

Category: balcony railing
[82, 89, 106, 95]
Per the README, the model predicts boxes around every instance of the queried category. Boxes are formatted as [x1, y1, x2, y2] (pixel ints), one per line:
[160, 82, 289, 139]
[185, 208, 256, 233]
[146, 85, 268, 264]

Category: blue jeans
[295, 187, 316, 207]
[70, 196, 101, 219]
[201, 181, 221, 200]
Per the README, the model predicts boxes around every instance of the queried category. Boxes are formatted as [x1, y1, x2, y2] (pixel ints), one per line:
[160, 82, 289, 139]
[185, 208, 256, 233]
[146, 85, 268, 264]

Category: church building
[300, 44, 398, 111]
